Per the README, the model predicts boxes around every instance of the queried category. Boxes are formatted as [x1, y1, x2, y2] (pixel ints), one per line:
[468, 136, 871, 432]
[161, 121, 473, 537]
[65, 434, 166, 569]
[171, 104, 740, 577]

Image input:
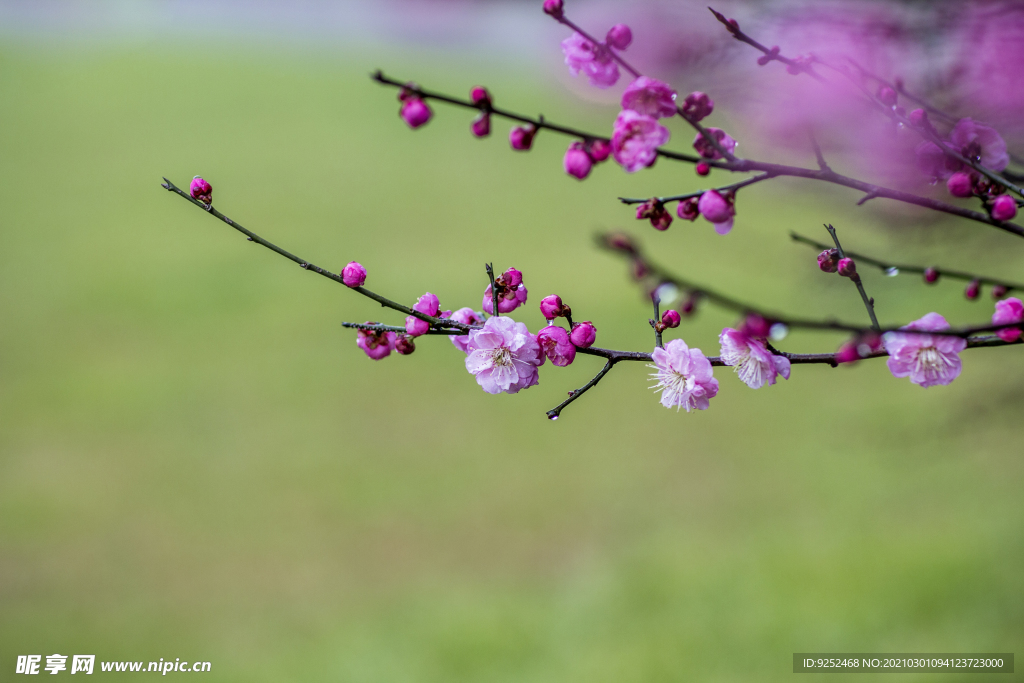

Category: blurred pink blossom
[611, 110, 669, 172]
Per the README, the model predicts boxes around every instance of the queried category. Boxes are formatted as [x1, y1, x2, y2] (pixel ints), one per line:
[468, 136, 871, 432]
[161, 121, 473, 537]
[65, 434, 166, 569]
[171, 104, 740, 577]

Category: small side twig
[825, 223, 880, 331]
[546, 359, 616, 420]
[485, 263, 500, 318]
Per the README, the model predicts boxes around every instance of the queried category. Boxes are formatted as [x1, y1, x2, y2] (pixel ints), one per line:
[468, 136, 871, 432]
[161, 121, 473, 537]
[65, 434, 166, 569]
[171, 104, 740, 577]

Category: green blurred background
[1, 4, 1022, 681]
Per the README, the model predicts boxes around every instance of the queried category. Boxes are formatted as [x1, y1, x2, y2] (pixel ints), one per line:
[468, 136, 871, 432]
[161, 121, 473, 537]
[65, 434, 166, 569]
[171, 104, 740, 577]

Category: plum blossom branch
[600, 232, 1024, 339]
[546, 358, 615, 420]
[791, 232, 1024, 294]
[341, 322, 467, 336]
[707, 7, 825, 82]
[825, 223, 881, 330]
[161, 177, 472, 332]
[618, 173, 775, 205]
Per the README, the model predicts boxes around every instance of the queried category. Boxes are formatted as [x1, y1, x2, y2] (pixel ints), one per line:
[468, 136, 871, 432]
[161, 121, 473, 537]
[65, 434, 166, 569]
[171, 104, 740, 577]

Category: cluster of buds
[817, 249, 858, 281]
[692, 128, 736, 160]
[636, 198, 672, 231]
[963, 279, 1012, 301]
[469, 86, 492, 138]
[406, 292, 445, 337]
[398, 85, 432, 128]
[564, 138, 612, 179]
[483, 267, 527, 314]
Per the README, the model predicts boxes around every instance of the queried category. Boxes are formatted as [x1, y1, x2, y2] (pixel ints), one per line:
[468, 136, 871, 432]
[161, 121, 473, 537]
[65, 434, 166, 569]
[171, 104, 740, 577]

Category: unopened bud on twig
[395, 334, 416, 355]
[817, 249, 839, 273]
[837, 257, 857, 278]
[342, 261, 367, 287]
[190, 176, 212, 204]
[636, 198, 672, 231]
[542, 0, 563, 19]
[661, 309, 681, 328]
[992, 284, 1008, 299]
[509, 125, 537, 151]
[991, 195, 1018, 221]
[605, 24, 632, 50]
[570, 321, 597, 348]
[588, 139, 612, 162]
[924, 267, 939, 284]
[540, 294, 566, 320]
[965, 279, 981, 300]
[564, 141, 593, 179]
[876, 86, 897, 107]
[947, 172, 974, 198]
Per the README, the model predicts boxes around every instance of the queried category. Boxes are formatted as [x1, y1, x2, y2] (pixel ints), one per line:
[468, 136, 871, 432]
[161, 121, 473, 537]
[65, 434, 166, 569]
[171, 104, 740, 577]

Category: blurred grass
[0, 39, 1022, 682]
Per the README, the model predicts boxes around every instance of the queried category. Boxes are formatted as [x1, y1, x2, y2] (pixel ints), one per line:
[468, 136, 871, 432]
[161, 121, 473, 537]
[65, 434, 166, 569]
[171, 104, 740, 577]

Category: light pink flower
[561, 32, 620, 89]
[356, 328, 397, 360]
[993, 297, 1024, 343]
[405, 292, 440, 337]
[697, 190, 735, 235]
[883, 312, 966, 387]
[621, 77, 677, 119]
[718, 328, 791, 389]
[482, 283, 528, 315]
[537, 325, 576, 367]
[465, 316, 544, 394]
[949, 118, 1009, 172]
[692, 128, 736, 160]
[611, 110, 670, 173]
[448, 307, 485, 353]
[648, 339, 719, 411]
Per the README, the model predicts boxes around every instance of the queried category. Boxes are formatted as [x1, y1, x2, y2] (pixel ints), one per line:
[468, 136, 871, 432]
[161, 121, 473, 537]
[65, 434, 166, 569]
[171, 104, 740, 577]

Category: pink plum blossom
[648, 339, 719, 411]
[464, 316, 544, 394]
[405, 292, 440, 337]
[448, 307, 485, 353]
[482, 282, 528, 314]
[561, 32, 620, 89]
[718, 327, 791, 389]
[882, 312, 966, 387]
[692, 128, 736, 160]
[357, 327, 397, 360]
[992, 297, 1024, 342]
[341, 261, 366, 287]
[537, 325, 576, 367]
[680, 92, 713, 122]
[621, 77, 677, 119]
[611, 110, 670, 173]
[697, 190, 735, 234]
[949, 118, 1009, 171]
[564, 141, 593, 179]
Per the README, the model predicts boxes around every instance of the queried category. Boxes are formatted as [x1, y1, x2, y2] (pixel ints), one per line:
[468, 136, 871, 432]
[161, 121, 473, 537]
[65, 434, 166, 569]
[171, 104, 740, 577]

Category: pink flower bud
[537, 325, 576, 366]
[991, 195, 1018, 221]
[542, 0, 563, 18]
[540, 294, 565, 319]
[341, 261, 366, 287]
[695, 162, 710, 176]
[564, 141, 593, 179]
[395, 334, 416, 355]
[924, 267, 939, 284]
[604, 232, 636, 253]
[570, 321, 597, 348]
[965, 279, 981, 300]
[681, 292, 698, 315]
[697, 190, 734, 225]
[509, 125, 536, 151]
[605, 24, 632, 50]
[471, 112, 491, 137]
[661, 309, 681, 328]
[692, 128, 736, 160]
[588, 139, 612, 162]
[482, 283, 528, 314]
[817, 249, 839, 273]
[636, 198, 672, 231]
[946, 172, 974, 198]
[502, 267, 523, 288]
[741, 313, 771, 339]
[992, 284, 1008, 299]
[676, 197, 699, 221]
[680, 92, 713, 122]
[357, 327, 397, 360]
[993, 297, 1024, 342]
[835, 341, 860, 364]
[190, 176, 212, 203]
[470, 86, 491, 106]
[876, 85, 897, 107]
[400, 98, 432, 128]
[837, 257, 857, 278]
[908, 108, 929, 128]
